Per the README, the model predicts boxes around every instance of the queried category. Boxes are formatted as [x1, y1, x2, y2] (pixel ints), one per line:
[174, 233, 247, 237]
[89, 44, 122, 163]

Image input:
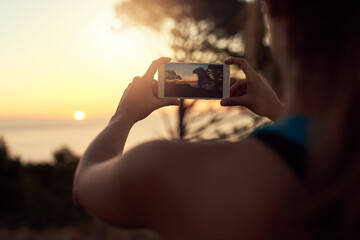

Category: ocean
[0, 112, 176, 164]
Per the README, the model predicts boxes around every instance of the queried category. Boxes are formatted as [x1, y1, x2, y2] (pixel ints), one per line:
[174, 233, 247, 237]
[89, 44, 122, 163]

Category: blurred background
[0, 0, 280, 239]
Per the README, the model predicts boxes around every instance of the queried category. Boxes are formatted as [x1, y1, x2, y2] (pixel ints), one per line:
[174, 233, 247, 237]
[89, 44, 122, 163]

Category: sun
[73, 111, 86, 120]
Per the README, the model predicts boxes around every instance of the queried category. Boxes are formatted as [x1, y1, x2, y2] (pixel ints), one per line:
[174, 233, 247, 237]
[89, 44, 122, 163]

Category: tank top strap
[251, 116, 311, 181]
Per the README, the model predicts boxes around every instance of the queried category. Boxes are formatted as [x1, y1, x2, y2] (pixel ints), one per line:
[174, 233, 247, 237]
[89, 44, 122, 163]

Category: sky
[0, 0, 171, 119]
[165, 63, 209, 79]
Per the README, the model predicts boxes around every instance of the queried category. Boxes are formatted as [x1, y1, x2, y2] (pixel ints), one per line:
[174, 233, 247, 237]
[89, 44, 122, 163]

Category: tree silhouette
[0, 138, 90, 229]
[0, 137, 9, 168]
[116, 0, 247, 62]
[53, 146, 80, 164]
[206, 64, 223, 91]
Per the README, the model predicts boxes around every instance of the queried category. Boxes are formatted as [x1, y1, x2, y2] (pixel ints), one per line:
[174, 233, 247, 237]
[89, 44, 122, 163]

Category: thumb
[230, 79, 248, 96]
[164, 98, 181, 106]
[220, 95, 251, 107]
[156, 98, 180, 108]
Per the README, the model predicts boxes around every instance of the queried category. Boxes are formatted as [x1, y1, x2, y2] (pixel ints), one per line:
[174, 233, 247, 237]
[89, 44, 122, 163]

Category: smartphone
[158, 62, 230, 99]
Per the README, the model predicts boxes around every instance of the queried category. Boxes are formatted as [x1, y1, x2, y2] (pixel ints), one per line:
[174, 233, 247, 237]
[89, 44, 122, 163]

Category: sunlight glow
[73, 111, 86, 121]
[0, 0, 164, 118]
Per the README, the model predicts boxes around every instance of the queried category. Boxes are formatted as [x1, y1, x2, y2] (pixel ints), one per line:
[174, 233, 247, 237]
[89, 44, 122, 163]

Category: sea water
[0, 112, 176, 164]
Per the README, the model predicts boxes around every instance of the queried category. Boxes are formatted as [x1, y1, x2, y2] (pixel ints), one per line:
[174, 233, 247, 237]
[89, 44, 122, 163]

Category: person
[73, 0, 360, 239]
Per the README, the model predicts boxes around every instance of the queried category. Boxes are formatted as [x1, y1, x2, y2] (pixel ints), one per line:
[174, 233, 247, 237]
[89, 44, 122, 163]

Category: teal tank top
[251, 116, 311, 181]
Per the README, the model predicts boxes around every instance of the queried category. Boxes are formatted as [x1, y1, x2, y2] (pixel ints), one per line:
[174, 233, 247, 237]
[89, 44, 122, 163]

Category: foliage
[116, 0, 248, 62]
[0, 138, 91, 229]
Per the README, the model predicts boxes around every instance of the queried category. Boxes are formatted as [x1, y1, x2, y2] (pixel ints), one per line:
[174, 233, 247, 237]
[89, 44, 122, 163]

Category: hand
[112, 57, 180, 123]
[220, 57, 284, 121]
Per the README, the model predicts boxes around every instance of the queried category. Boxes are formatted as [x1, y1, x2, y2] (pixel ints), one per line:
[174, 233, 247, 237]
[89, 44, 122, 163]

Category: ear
[265, 0, 289, 19]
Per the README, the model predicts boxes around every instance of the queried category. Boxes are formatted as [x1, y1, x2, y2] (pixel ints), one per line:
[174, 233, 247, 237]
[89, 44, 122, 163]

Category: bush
[0, 138, 91, 229]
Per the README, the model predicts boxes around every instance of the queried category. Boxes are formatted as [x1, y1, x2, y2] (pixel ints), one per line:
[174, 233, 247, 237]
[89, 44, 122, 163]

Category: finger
[224, 57, 256, 78]
[151, 79, 158, 86]
[143, 57, 171, 79]
[152, 80, 159, 97]
[220, 95, 251, 107]
[230, 79, 247, 96]
[132, 76, 141, 84]
[259, 74, 271, 87]
[156, 98, 180, 108]
[151, 79, 179, 106]
[124, 82, 132, 93]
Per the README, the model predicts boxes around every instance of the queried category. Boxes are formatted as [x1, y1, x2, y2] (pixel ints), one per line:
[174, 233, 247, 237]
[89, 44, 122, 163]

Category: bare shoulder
[120, 138, 307, 237]
[123, 138, 305, 187]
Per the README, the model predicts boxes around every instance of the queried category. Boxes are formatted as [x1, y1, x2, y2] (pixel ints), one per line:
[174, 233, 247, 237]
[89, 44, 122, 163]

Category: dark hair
[266, 0, 360, 239]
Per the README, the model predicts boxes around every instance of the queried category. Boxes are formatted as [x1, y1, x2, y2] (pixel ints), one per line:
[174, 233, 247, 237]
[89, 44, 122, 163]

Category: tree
[53, 146, 80, 165]
[206, 64, 223, 91]
[116, 0, 248, 62]
[0, 137, 9, 168]
[0, 138, 90, 229]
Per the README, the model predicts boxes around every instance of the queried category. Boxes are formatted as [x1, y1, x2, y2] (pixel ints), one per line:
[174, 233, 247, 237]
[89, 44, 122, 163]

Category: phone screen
[163, 63, 227, 99]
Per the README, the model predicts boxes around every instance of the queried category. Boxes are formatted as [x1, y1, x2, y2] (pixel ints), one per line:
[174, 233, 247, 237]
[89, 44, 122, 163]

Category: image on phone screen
[164, 63, 224, 98]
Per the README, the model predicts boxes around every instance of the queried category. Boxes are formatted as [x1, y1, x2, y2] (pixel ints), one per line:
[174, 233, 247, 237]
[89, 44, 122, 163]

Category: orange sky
[0, 0, 172, 119]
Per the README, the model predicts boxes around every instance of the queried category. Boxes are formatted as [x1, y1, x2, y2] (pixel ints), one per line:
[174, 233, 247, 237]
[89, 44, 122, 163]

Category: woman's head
[263, 0, 360, 160]
[265, 0, 360, 65]
[264, 0, 360, 132]
[263, 1, 360, 238]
